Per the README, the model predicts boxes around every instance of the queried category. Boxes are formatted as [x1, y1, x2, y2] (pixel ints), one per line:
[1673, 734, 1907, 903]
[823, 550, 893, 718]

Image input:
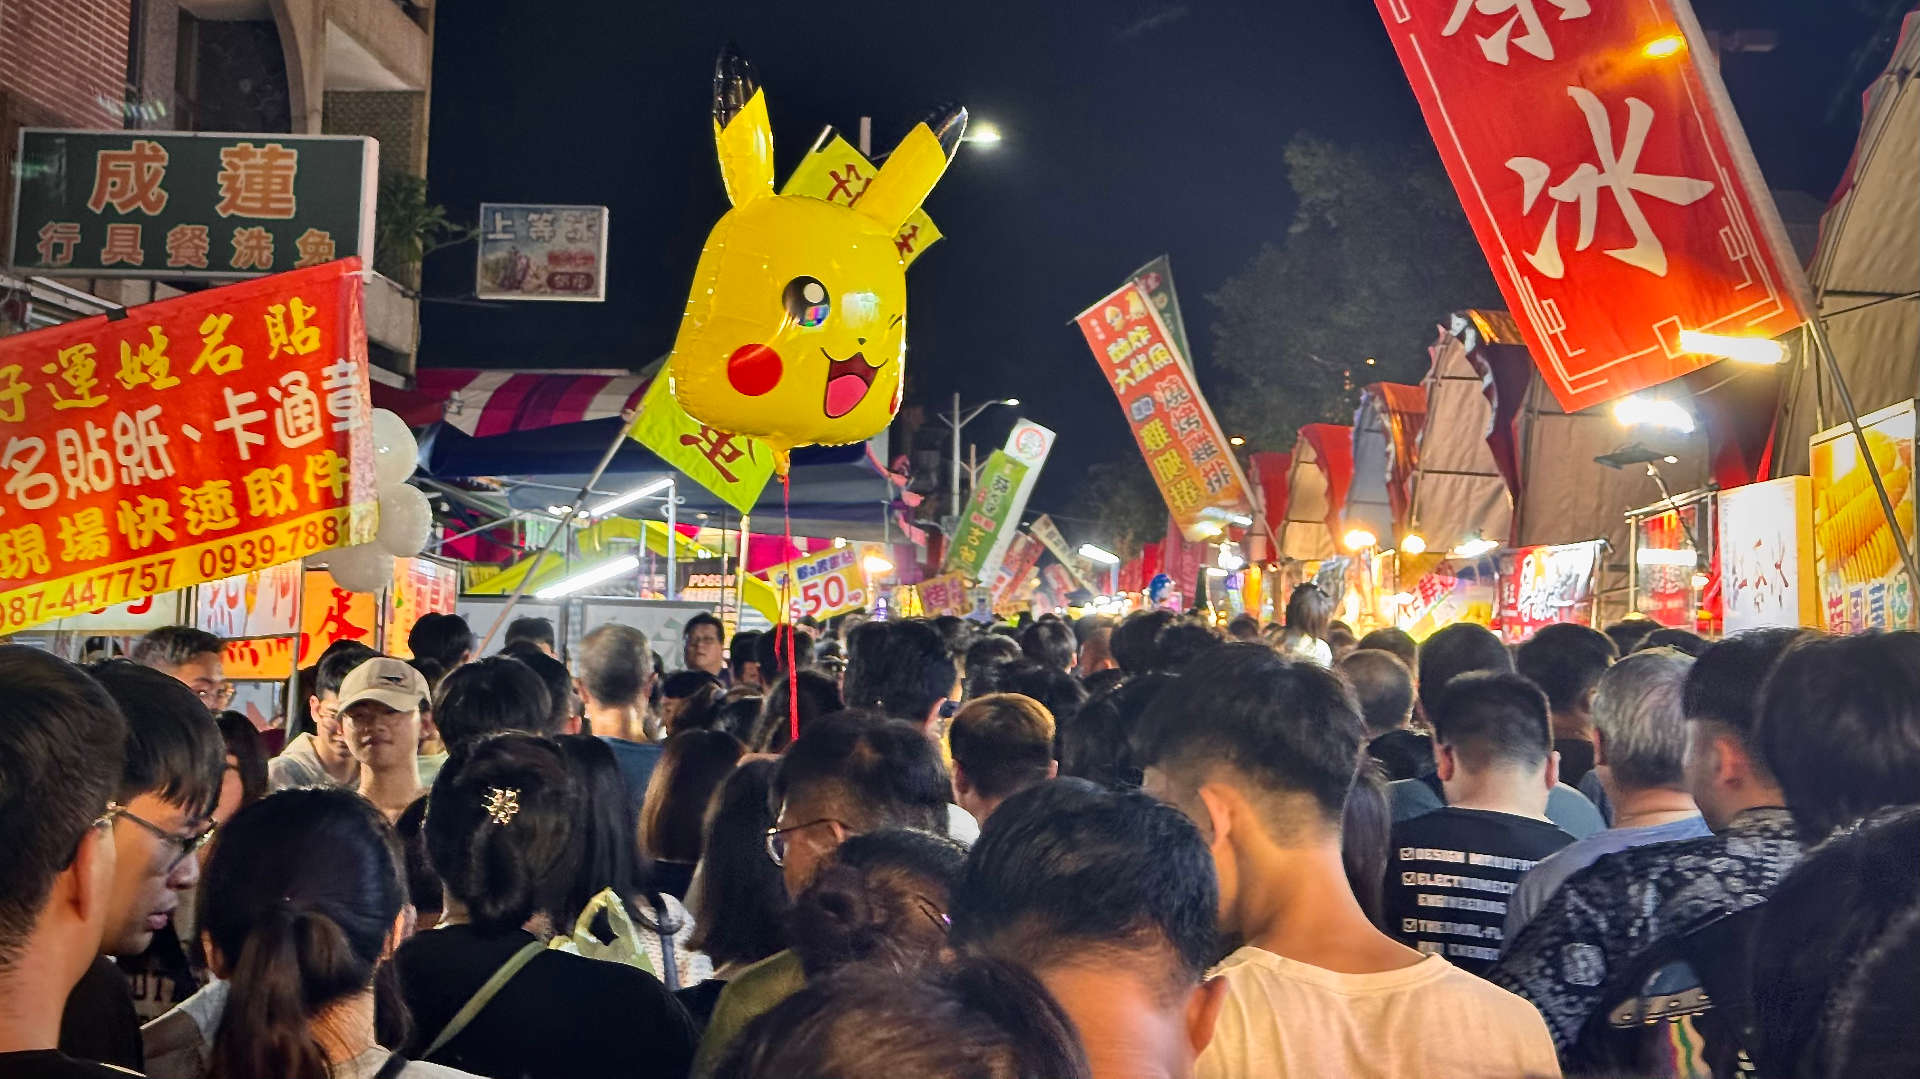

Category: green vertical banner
[943, 450, 1029, 580]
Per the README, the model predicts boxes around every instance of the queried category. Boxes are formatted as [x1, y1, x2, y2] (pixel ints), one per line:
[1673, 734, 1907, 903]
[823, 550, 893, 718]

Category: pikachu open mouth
[823, 348, 878, 419]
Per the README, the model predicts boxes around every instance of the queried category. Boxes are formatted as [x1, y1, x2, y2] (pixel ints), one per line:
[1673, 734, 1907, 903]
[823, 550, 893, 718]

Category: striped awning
[398, 370, 654, 437]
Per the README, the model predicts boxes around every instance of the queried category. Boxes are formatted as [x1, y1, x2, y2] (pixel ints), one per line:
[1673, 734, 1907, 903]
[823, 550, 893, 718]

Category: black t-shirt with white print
[1383, 807, 1574, 976]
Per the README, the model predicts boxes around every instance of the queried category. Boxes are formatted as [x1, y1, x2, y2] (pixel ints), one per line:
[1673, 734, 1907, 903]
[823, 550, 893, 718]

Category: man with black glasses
[0, 647, 130, 1078]
[58, 661, 223, 1072]
[130, 626, 230, 713]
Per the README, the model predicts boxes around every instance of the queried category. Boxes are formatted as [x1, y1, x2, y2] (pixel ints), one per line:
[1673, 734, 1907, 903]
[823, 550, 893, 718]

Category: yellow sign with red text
[763, 546, 868, 622]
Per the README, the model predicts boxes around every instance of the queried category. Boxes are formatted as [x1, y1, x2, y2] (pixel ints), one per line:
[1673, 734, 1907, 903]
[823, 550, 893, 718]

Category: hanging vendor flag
[628, 370, 775, 513]
[943, 420, 1054, 582]
[916, 571, 970, 617]
[0, 258, 376, 634]
[1130, 256, 1195, 373]
[1028, 513, 1096, 592]
[991, 532, 1045, 607]
[1496, 540, 1604, 643]
[782, 129, 943, 267]
[1371, 0, 1807, 412]
[764, 545, 869, 622]
[1075, 281, 1251, 541]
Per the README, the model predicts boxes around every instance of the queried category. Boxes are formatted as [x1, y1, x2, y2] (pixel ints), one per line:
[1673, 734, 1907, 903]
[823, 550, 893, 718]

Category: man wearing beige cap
[336, 656, 431, 822]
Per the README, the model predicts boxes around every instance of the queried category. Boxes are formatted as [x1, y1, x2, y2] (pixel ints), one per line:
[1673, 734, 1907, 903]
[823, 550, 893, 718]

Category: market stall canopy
[1278, 424, 1354, 561]
[1408, 312, 1524, 554]
[1347, 383, 1427, 546]
[417, 417, 902, 541]
[1247, 451, 1292, 563]
[1774, 11, 1920, 477]
[379, 369, 652, 435]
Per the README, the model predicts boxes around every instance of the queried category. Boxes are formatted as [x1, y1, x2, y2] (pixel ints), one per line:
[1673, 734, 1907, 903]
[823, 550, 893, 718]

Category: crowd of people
[5, 586, 1918, 1078]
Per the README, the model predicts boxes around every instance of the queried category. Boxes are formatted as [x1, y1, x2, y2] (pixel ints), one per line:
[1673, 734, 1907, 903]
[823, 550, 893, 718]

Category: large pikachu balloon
[668, 47, 966, 474]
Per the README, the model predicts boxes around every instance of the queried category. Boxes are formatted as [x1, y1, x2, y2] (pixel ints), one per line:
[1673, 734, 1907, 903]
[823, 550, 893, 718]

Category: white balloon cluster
[309, 408, 427, 593]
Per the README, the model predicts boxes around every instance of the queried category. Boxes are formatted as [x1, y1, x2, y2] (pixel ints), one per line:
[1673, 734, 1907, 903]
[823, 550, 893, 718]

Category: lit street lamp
[941, 394, 1020, 519]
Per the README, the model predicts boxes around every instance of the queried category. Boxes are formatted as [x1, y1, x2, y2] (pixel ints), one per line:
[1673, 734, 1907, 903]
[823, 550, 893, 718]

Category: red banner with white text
[1372, 0, 1806, 411]
[0, 259, 375, 632]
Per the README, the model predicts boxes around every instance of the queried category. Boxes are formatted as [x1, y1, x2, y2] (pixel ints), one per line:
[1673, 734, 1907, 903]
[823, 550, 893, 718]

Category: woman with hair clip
[552, 735, 712, 990]
[395, 733, 696, 1079]
[194, 786, 481, 1079]
[1278, 583, 1336, 668]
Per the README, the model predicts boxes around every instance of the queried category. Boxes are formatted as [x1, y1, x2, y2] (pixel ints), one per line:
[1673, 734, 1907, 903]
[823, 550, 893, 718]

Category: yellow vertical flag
[628, 372, 776, 514]
[781, 131, 943, 267]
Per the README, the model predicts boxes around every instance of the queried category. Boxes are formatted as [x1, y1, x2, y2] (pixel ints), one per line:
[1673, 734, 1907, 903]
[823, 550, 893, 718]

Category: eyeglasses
[68, 801, 125, 866]
[194, 682, 236, 709]
[764, 817, 847, 866]
[116, 805, 218, 870]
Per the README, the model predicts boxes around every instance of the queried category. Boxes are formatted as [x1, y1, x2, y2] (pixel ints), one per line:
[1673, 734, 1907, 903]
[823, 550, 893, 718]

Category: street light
[1613, 395, 1696, 434]
[941, 394, 1021, 519]
[1080, 543, 1122, 597]
[963, 122, 1003, 146]
[1678, 329, 1786, 366]
[862, 554, 895, 576]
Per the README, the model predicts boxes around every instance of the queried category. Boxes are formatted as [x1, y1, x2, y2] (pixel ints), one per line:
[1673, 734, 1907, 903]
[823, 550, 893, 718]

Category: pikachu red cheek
[727, 343, 782, 396]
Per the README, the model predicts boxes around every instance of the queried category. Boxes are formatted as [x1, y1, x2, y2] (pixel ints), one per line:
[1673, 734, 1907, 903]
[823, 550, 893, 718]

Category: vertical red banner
[1372, 0, 1806, 410]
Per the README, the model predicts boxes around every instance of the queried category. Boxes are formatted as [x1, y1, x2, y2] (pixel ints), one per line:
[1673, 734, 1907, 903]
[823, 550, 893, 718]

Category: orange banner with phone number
[0, 259, 376, 633]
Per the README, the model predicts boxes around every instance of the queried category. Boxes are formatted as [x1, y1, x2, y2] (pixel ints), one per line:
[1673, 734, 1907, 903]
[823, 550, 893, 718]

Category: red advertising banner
[1372, 0, 1807, 411]
[1075, 282, 1251, 540]
[1496, 540, 1603, 642]
[0, 259, 375, 632]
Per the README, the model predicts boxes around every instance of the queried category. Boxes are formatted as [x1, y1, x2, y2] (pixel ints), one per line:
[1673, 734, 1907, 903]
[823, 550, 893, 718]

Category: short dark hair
[407, 612, 475, 669]
[1134, 644, 1364, 826]
[952, 780, 1216, 1001]
[503, 616, 556, 651]
[844, 620, 956, 724]
[1756, 632, 1920, 840]
[0, 647, 127, 967]
[731, 631, 764, 679]
[714, 958, 1090, 1079]
[772, 713, 951, 834]
[949, 694, 1056, 800]
[1018, 619, 1077, 672]
[1356, 627, 1418, 670]
[1514, 623, 1617, 714]
[756, 625, 816, 681]
[995, 662, 1089, 738]
[690, 759, 790, 968]
[1156, 618, 1224, 673]
[1603, 618, 1657, 655]
[1681, 628, 1811, 739]
[1416, 622, 1514, 716]
[1340, 649, 1416, 735]
[554, 734, 657, 928]
[1225, 614, 1262, 641]
[1823, 874, 1920, 1078]
[426, 733, 579, 935]
[315, 643, 380, 699]
[1428, 672, 1552, 771]
[753, 670, 845, 753]
[1110, 609, 1175, 675]
[1344, 763, 1391, 927]
[639, 730, 745, 864]
[662, 669, 723, 699]
[577, 623, 653, 708]
[1639, 627, 1708, 657]
[130, 625, 223, 670]
[432, 655, 556, 751]
[87, 659, 224, 815]
[501, 647, 575, 733]
[963, 634, 1023, 698]
[684, 612, 725, 642]
[788, 828, 967, 979]
[1060, 673, 1172, 789]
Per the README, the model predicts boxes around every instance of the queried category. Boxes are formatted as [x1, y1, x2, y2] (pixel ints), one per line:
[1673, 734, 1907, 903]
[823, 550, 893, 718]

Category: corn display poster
[1812, 401, 1917, 633]
[0, 259, 375, 633]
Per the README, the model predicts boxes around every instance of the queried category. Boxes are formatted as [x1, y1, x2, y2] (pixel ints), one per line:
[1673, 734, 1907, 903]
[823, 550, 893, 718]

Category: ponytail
[209, 906, 361, 1079]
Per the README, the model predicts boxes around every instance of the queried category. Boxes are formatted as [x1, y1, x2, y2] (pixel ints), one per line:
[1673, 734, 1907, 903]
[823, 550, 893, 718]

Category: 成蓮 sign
[10, 130, 376, 279]
[1370, 0, 1807, 411]
[0, 259, 377, 633]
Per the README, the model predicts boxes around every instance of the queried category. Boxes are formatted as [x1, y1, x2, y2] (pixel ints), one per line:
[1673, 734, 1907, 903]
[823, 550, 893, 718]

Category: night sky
[421, 0, 1887, 523]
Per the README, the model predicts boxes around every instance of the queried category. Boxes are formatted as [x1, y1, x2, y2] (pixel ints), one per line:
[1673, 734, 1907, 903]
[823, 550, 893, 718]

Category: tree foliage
[1064, 457, 1168, 559]
[1206, 135, 1500, 452]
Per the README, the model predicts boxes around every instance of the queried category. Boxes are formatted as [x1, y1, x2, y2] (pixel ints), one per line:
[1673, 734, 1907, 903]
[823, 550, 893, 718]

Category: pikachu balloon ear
[713, 44, 775, 206]
[856, 103, 967, 234]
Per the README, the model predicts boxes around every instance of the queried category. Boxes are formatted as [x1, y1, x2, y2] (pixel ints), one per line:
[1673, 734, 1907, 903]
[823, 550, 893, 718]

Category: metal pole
[951, 391, 963, 520]
[475, 408, 637, 654]
[858, 116, 872, 158]
[1810, 319, 1920, 593]
[735, 513, 750, 629]
[665, 479, 678, 601]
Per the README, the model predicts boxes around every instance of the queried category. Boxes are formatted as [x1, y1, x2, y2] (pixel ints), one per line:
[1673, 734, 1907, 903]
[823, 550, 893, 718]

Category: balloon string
[782, 471, 799, 745]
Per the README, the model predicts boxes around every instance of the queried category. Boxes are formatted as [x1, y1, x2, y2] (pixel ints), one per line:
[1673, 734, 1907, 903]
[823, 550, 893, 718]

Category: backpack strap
[372, 1051, 411, 1079]
[423, 940, 545, 1058]
[653, 894, 680, 993]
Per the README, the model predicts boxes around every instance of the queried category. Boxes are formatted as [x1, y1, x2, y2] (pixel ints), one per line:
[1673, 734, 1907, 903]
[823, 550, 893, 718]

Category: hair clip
[483, 787, 521, 826]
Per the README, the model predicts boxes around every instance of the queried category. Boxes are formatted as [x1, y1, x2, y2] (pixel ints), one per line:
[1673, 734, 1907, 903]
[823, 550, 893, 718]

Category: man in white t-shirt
[1135, 643, 1561, 1078]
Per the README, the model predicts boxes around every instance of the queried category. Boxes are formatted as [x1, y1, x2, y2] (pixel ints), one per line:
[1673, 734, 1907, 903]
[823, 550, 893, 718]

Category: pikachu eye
[783, 276, 830, 328]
